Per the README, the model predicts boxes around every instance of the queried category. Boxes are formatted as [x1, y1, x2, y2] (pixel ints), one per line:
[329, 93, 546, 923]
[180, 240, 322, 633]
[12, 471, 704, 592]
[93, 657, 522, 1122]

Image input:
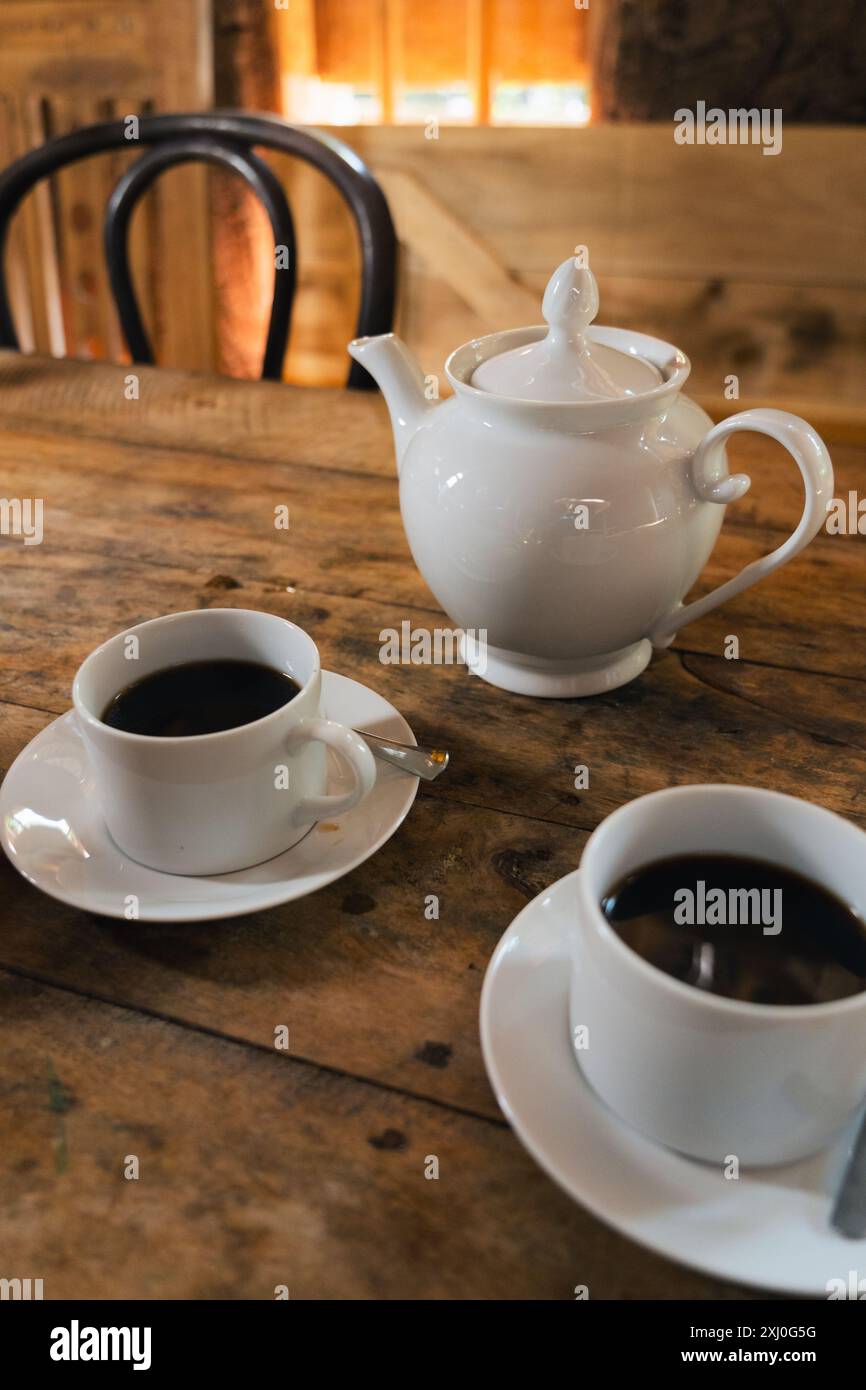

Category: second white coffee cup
[570, 785, 866, 1166]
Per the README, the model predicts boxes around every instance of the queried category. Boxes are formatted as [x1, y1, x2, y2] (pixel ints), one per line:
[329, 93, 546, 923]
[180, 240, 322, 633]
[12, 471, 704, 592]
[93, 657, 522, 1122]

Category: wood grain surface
[1, 352, 863, 1299]
[287, 123, 866, 434]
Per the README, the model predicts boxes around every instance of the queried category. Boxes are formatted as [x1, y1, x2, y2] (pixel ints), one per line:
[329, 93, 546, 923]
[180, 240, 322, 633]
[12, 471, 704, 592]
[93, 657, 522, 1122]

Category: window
[276, 0, 590, 127]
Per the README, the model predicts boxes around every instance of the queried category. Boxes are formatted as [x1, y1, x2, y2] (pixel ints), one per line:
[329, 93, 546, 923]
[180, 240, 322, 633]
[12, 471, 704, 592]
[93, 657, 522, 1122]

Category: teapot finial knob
[469, 249, 661, 401]
[542, 257, 599, 344]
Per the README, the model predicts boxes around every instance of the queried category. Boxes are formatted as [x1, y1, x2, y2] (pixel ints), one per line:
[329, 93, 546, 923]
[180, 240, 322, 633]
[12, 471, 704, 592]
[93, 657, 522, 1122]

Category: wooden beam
[377, 166, 538, 327]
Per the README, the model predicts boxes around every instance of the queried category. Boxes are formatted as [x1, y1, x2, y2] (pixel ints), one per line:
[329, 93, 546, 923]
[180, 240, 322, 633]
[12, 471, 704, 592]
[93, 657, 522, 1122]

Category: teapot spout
[348, 333, 435, 472]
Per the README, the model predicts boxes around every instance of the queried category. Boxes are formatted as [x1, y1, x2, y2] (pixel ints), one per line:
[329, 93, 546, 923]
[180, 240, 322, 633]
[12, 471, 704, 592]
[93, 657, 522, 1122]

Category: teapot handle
[647, 408, 833, 647]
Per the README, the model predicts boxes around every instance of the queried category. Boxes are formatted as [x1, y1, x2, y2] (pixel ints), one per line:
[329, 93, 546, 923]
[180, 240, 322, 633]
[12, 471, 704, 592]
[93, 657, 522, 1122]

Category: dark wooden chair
[0, 110, 397, 387]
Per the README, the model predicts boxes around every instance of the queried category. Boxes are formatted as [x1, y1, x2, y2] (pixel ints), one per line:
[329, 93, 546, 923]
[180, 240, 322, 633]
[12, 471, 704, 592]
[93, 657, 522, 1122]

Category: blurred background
[0, 0, 864, 434]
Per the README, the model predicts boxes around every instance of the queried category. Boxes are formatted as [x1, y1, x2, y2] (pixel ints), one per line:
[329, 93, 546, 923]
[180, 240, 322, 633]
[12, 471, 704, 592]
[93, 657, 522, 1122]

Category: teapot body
[351, 280, 832, 698]
[399, 390, 721, 695]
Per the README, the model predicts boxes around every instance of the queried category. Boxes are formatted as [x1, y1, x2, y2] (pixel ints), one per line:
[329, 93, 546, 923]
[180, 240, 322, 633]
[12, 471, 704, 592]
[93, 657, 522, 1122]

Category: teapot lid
[471, 256, 662, 402]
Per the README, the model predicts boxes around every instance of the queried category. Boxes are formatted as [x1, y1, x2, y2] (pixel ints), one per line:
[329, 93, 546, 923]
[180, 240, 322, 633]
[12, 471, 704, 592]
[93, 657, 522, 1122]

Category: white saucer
[480, 868, 866, 1297]
[0, 672, 418, 923]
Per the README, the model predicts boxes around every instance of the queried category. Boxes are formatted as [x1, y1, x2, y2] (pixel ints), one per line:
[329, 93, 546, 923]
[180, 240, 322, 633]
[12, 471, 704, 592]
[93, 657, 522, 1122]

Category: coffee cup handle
[647, 408, 833, 647]
[290, 718, 377, 824]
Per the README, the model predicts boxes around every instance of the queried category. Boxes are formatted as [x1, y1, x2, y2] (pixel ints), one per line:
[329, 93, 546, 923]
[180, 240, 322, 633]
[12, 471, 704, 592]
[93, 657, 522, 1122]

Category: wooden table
[1, 351, 864, 1300]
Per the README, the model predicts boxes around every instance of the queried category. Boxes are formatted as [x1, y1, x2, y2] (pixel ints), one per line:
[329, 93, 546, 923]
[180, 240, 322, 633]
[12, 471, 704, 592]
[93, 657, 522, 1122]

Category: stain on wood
[415, 1042, 453, 1070]
[341, 892, 377, 915]
[367, 1128, 408, 1152]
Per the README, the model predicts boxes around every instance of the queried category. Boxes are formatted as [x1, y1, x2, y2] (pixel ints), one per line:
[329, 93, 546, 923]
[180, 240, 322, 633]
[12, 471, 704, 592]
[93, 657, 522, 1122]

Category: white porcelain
[0, 671, 417, 922]
[572, 785, 866, 1166]
[480, 869, 866, 1296]
[472, 259, 661, 401]
[349, 256, 834, 698]
[71, 609, 377, 875]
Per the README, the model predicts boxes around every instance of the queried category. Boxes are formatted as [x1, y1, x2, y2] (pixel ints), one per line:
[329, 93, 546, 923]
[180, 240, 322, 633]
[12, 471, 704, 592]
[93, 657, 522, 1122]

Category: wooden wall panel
[348, 125, 865, 286]
[0, 1, 861, 425]
[281, 122, 866, 434]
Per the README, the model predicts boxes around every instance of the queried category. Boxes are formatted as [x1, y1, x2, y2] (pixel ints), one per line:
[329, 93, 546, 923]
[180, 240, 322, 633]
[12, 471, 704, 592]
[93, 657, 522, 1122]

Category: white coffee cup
[72, 609, 377, 875]
[569, 785, 866, 1166]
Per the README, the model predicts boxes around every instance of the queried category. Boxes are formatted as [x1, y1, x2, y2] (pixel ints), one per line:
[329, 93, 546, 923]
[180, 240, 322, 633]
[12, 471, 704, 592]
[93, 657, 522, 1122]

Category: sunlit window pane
[277, 0, 590, 127]
[491, 82, 591, 126]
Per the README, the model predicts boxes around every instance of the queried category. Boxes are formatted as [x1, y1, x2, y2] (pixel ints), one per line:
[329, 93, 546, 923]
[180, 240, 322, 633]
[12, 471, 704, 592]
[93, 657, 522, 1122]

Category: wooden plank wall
[0, 0, 862, 437]
[283, 124, 866, 436]
[0, 0, 214, 371]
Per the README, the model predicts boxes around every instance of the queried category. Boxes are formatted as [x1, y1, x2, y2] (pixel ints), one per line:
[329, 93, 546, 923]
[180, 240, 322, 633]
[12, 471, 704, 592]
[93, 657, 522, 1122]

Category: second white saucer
[480, 868, 866, 1296]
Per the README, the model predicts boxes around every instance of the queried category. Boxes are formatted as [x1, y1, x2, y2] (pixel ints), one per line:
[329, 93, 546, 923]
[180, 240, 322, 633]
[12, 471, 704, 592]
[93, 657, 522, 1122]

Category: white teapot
[349, 255, 833, 697]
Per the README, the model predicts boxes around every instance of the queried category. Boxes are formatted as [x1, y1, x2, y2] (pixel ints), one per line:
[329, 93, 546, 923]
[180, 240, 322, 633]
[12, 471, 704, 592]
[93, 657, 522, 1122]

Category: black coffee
[601, 853, 866, 1006]
[102, 659, 301, 737]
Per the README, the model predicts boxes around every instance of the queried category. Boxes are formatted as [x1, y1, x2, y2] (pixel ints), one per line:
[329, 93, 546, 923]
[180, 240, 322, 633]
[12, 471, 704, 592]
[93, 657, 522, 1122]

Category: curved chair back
[0, 111, 397, 387]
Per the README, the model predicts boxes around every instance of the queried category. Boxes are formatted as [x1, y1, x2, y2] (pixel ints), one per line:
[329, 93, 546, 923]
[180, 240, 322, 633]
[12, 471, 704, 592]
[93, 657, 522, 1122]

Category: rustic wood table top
[1, 351, 864, 1300]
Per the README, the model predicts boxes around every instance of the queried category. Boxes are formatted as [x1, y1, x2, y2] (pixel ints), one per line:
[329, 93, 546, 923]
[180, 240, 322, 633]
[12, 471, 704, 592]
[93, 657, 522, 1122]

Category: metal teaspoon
[354, 730, 449, 781]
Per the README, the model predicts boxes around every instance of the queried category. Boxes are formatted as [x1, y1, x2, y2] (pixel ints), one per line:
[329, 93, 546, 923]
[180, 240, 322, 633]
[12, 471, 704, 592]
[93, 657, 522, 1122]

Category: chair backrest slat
[106, 138, 297, 382]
